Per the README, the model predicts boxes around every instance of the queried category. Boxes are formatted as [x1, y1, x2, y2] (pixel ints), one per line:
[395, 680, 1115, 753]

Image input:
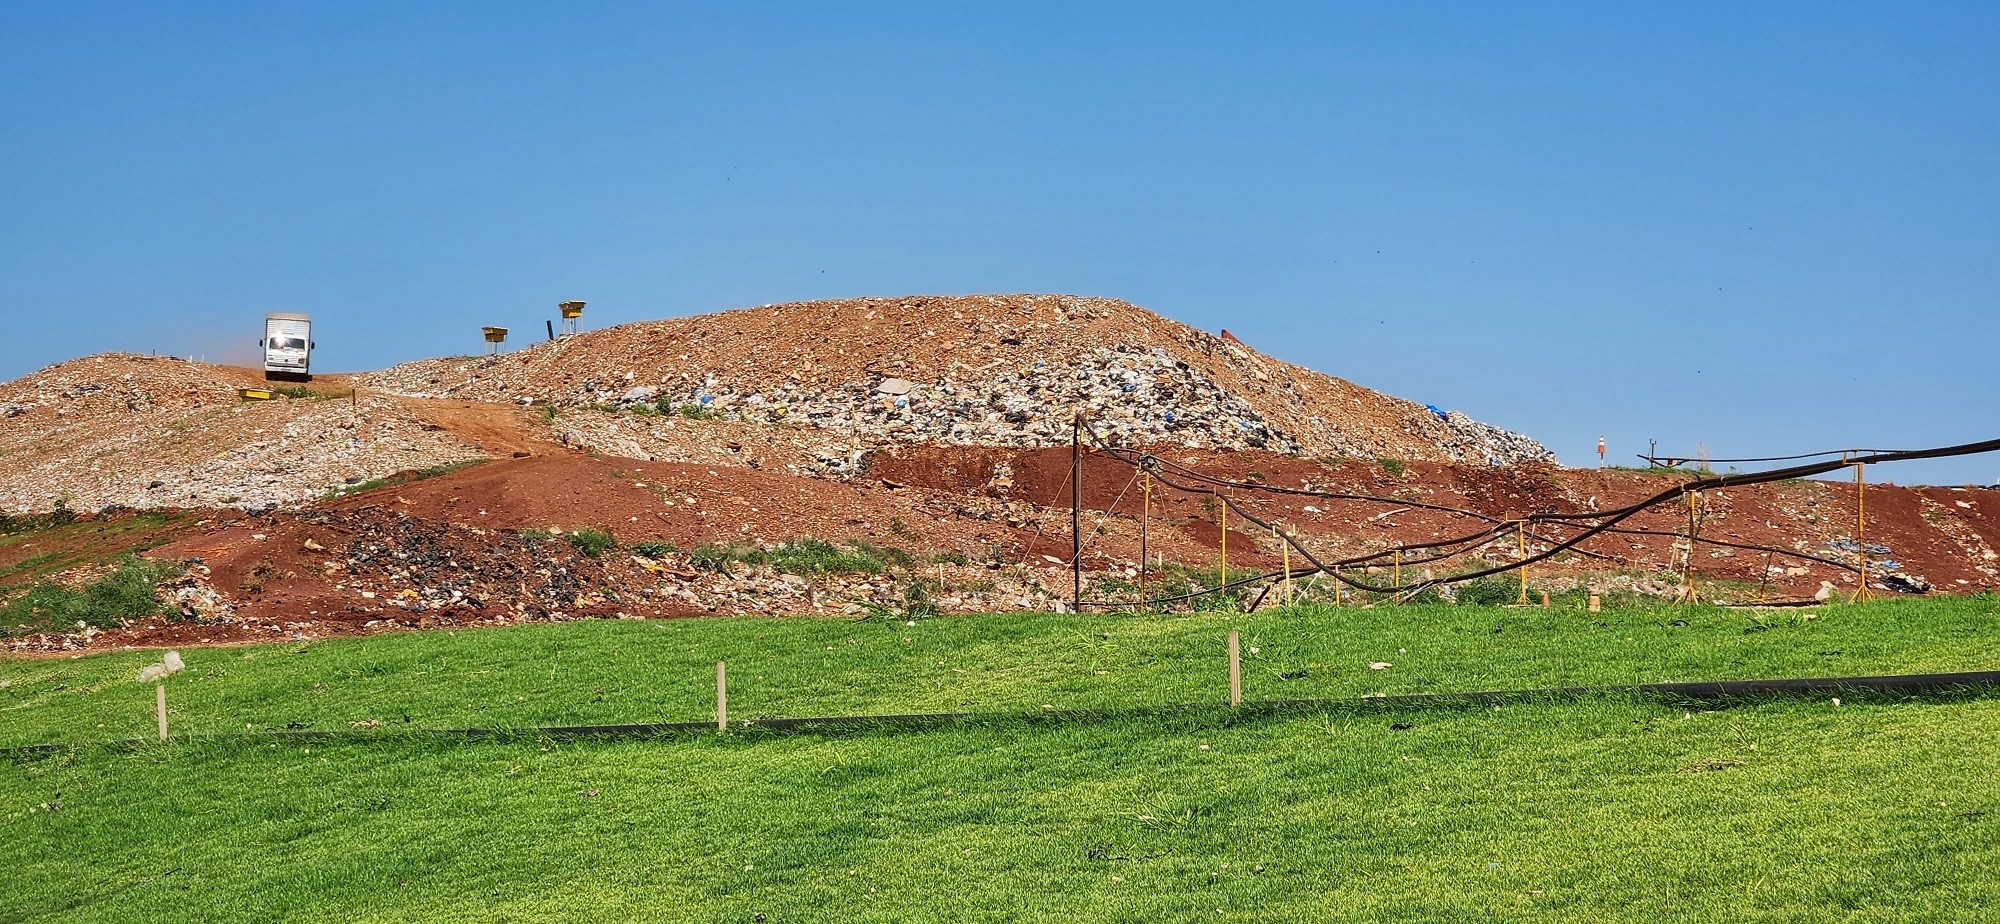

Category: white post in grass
[137, 651, 184, 741]
[1228, 631, 1242, 708]
[716, 661, 728, 732]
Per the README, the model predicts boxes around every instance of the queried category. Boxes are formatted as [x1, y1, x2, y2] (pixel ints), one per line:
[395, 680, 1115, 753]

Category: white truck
[261, 312, 314, 380]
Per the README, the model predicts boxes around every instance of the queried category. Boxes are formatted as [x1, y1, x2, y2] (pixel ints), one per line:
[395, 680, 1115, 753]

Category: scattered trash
[137, 650, 184, 683]
[1881, 574, 1932, 594]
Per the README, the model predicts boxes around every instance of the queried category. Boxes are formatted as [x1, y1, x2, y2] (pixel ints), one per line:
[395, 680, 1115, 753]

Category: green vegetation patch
[564, 529, 618, 558]
[0, 510, 186, 591]
[273, 385, 353, 400]
[1, 555, 181, 636]
[5, 595, 1996, 747]
[327, 459, 490, 500]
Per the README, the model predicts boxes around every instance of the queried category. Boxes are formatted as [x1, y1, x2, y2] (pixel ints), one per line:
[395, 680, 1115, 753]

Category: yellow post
[1673, 490, 1702, 605]
[1516, 522, 1528, 606]
[1217, 491, 1227, 586]
[1853, 463, 1871, 602]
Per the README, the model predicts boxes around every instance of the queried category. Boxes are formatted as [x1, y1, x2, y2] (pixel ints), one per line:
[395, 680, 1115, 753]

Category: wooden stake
[156, 682, 168, 741]
[716, 661, 728, 732]
[1588, 589, 1602, 613]
[1228, 630, 1241, 707]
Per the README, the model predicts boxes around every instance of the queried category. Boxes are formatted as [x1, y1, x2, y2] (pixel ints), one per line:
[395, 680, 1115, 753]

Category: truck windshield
[271, 337, 307, 351]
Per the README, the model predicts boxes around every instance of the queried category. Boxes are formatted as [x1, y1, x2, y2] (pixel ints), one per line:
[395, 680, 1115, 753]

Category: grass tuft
[1, 555, 180, 635]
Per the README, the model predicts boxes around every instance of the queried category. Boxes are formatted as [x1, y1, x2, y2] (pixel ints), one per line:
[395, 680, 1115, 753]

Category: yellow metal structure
[558, 300, 586, 337]
[1277, 526, 1292, 606]
[1853, 463, 1872, 602]
[1675, 489, 1702, 604]
[237, 388, 275, 401]
[1217, 491, 1227, 586]
[1516, 523, 1529, 605]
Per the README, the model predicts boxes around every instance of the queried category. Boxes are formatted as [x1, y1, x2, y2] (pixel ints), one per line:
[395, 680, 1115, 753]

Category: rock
[1880, 574, 1932, 594]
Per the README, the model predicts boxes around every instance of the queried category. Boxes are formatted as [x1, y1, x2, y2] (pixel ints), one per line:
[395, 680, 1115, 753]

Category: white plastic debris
[137, 650, 185, 683]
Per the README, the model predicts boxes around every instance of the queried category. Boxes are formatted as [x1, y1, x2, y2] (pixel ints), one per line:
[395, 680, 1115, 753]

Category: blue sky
[3, 2, 1996, 484]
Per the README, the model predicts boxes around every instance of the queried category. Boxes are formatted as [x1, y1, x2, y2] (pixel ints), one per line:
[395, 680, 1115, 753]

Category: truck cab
[262, 312, 313, 380]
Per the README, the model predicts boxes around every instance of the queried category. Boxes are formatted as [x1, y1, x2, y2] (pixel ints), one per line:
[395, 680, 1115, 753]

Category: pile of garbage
[588, 346, 1304, 455]
[0, 355, 482, 513]
[361, 294, 1557, 465]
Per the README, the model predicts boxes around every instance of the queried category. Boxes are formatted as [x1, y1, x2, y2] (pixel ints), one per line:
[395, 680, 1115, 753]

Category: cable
[1641, 447, 1915, 466]
[1071, 426, 2000, 607]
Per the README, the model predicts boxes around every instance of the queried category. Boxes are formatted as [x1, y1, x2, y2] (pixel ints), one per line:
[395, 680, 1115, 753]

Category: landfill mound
[361, 295, 1555, 465]
[0, 354, 483, 513]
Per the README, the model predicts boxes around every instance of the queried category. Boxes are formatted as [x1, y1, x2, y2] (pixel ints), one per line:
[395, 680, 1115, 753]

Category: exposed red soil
[873, 444, 2000, 596]
[10, 441, 1999, 656]
[7, 349, 1997, 657]
[318, 452, 1038, 557]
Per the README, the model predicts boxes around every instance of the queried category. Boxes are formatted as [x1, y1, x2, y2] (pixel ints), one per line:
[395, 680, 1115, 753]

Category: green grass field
[5, 597, 1999, 921]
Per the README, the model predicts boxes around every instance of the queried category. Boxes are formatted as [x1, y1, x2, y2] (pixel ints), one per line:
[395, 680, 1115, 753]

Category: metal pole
[156, 683, 168, 741]
[1071, 415, 1083, 612]
[1139, 474, 1150, 607]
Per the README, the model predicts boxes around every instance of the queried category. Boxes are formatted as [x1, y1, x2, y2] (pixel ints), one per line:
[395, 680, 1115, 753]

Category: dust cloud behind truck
[261, 312, 313, 380]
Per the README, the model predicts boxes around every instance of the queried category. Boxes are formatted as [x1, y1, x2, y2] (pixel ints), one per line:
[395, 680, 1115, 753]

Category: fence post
[1227, 630, 1241, 708]
[716, 661, 728, 732]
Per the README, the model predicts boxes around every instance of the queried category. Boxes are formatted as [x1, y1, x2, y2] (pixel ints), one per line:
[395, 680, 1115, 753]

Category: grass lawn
[3, 596, 1998, 746]
[4, 596, 1999, 921]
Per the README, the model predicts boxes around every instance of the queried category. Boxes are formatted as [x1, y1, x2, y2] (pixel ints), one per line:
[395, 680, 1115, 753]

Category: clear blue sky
[4, 3, 1996, 484]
